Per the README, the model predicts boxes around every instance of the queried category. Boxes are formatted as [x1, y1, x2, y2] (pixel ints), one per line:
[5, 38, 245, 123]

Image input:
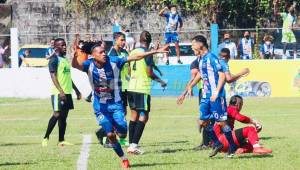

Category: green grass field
[0, 97, 300, 170]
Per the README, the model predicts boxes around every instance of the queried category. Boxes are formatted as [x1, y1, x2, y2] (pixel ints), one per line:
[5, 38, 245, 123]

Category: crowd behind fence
[0, 27, 299, 68]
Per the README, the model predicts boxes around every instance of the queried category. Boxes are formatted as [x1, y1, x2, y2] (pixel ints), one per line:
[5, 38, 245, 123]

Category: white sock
[253, 143, 261, 148]
[131, 143, 138, 148]
[120, 155, 127, 160]
[294, 53, 297, 59]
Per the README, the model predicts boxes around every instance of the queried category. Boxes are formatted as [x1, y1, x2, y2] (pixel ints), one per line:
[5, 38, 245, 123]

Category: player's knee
[106, 132, 116, 140]
[53, 112, 60, 118]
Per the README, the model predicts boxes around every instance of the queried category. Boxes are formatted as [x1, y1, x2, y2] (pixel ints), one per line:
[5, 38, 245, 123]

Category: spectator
[45, 39, 55, 59]
[19, 49, 30, 67]
[125, 30, 136, 52]
[112, 16, 122, 33]
[259, 35, 274, 59]
[0, 45, 8, 68]
[238, 31, 254, 60]
[218, 33, 238, 59]
[274, 1, 297, 59]
[159, 4, 183, 65]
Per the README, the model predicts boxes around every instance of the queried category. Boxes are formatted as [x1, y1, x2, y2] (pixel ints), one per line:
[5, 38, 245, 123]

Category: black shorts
[234, 128, 247, 147]
[128, 92, 151, 112]
[51, 94, 74, 112]
[121, 90, 128, 107]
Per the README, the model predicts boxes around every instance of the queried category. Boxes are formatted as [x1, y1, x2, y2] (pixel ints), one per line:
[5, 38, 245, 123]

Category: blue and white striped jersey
[199, 52, 226, 99]
[82, 56, 127, 104]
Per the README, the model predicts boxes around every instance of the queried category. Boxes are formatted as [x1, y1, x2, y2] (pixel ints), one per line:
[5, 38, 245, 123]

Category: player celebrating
[42, 38, 81, 147]
[187, 35, 238, 158]
[159, 4, 183, 65]
[274, 1, 297, 59]
[72, 40, 168, 168]
[127, 31, 167, 155]
[215, 95, 272, 155]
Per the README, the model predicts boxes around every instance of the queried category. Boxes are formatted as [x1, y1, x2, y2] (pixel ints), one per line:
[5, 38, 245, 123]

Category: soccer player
[18, 49, 30, 67]
[176, 58, 209, 150]
[106, 32, 130, 146]
[127, 31, 167, 155]
[274, 1, 297, 59]
[42, 38, 80, 147]
[72, 40, 168, 168]
[187, 35, 238, 157]
[214, 95, 272, 155]
[159, 4, 183, 65]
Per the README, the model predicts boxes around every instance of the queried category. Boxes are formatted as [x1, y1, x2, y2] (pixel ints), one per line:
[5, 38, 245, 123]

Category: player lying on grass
[72, 40, 168, 168]
[212, 95, 272, 155]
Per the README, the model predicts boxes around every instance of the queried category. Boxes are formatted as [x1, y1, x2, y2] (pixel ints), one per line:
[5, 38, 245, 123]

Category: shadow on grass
[212, 154, 273, 159]
[0, 142, 40, 147]
[0, 162, 36, 167]
[131, 162, 181, 168]
[145, 140, 189, 147]
[260, 136, 284, 140]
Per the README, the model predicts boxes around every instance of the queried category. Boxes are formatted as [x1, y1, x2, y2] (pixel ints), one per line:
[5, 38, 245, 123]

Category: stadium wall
[0, 60, 300, 98]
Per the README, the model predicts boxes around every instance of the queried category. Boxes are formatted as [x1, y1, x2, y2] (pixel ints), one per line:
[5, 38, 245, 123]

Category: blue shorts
[164, 32, 179, 44]
[199, 97, 227, 122]
[93, 98, 127, 135]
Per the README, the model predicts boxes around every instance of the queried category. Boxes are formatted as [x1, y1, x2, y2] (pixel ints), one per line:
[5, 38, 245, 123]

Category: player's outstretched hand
[242, 68, 250, 77]
[161, 81, 167, 91]
[176, 94, 186, 105]
[210, 92, 218, 102]
[156, 45, 169, 54]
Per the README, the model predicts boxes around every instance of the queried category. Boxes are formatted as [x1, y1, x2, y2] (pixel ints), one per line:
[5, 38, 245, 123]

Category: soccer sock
[58, 110, 68, 142]
[129, 121, 137, 144]
[112, 142, 124, 158]
[207, 127, 221, 147]
[132, 121, 145, 145]
[44, 115, 58, 139]
[202, 128, 210, 146]
[222, 125, 237, 152]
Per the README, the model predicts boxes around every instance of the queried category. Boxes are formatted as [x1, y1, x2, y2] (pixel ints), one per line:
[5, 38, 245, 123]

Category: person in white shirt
[218, 33, 237, 59]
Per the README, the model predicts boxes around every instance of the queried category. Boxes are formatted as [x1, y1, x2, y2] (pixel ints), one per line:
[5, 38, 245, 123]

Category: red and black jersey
[227, 105, 251, 130]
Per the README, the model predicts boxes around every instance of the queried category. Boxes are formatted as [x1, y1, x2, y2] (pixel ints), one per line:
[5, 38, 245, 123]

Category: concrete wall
[6, 0, 203, 46]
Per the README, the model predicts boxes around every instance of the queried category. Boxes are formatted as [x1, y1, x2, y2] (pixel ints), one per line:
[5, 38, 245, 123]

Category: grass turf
[0, 97, 299, 170]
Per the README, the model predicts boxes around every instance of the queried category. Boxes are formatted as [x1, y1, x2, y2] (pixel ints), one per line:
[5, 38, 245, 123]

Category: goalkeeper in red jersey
[212, 95, 272, 155]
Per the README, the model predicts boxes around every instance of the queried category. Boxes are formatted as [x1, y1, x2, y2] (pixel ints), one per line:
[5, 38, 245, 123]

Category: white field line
[77, 135, 92, 170]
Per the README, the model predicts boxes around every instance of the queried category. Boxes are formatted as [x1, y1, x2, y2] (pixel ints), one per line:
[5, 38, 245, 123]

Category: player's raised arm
[159, 6, 169, 17]
[225, 68, 250, 83]
[72, 51, 84, 71]
[127, 46, 168, 62]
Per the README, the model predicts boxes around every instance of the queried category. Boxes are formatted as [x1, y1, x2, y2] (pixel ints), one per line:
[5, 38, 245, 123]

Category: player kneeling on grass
[72, 41, 168, 168]
[213, 95, 272, 155]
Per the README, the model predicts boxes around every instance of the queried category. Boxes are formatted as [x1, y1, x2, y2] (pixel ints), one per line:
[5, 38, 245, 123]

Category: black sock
[58, 117, 66, 142]
[132, 121, 145, 144]
[202, 128, 210, 146]
[129, 121, 137, 144]
[58, 110, 69, 142]
[44, 116, 58, 139]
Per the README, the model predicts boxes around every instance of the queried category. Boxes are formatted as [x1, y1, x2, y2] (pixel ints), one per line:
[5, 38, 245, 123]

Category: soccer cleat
[177, 59, 183, 64]
[57, 141, 74, 147]
[127, 146, 144, 155]
[193, 144, 210, 151]
[253, 147, 272, 155]
[119, 138, 129, 147]
[85, 97, 92, 103]
[42, 138, 48, 147]
[209, 143, 224, 157]
[226, 153, 234, 158]
[121, 159, 130, 168]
